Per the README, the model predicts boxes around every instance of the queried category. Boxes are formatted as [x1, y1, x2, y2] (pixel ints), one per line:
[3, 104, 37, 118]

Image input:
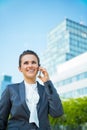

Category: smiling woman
[0, 50, 64, 130]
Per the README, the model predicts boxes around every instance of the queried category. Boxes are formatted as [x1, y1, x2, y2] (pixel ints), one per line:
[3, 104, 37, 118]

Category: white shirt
[24, 81, 39, 127]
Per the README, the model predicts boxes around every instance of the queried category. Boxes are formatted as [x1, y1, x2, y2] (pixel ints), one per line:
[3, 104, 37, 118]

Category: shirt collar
[24, 80, 37, 90]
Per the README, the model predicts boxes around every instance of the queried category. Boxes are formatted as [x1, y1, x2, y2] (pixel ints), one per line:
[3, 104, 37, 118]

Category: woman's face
[19, 54, 39, 82]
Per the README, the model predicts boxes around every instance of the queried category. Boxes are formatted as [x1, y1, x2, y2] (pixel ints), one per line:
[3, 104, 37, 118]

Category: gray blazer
[0, 80, 63, 130]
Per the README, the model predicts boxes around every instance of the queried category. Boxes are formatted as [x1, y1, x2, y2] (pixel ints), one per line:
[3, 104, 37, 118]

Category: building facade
[51, 52, 87, 99]
[41, 18, 87, 76]
[0, 75, 12, 98]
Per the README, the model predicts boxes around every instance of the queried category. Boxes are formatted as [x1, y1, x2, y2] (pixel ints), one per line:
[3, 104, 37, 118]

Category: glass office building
[41, 18, 87, 76]
[0, 75, 12, 98]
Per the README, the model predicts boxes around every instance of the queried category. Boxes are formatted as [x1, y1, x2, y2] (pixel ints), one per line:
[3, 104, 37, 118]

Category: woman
[0, 50, 63, 130]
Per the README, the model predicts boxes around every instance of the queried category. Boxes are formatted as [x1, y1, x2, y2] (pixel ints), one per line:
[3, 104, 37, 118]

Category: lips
[29, 70, 34, 72]
[26, 69, 36, 74]
[26, 67, 38, 76]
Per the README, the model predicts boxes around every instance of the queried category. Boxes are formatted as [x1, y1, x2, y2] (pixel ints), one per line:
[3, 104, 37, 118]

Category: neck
[24, 77, 36, 84]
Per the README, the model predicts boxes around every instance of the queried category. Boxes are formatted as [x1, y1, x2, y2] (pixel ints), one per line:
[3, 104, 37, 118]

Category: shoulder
[8, 81, 24, 87]
[7, 82, 20, 88]
[7, 81, 24, 91]
[5, 81, 24, 96]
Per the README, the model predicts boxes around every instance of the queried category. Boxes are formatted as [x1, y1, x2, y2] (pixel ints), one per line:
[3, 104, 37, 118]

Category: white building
[51, 52, 87, 99]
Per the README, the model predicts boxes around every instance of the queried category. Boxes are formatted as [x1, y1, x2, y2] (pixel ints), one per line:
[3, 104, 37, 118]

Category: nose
[28, 63, 33, 67]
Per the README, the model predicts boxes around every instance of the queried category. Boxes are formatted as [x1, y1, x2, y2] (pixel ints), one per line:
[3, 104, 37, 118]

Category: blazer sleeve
[44, 80, 64, 117]
[0, 86, 11, 130]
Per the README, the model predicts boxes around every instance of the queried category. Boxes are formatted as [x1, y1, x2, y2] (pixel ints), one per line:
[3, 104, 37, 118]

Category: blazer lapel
[19, 81, 30, 115]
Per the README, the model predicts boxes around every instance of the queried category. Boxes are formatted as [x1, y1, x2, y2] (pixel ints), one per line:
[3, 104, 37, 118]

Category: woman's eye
[32, 61, 36, 64]
[23, 61, 37, 65]
[24, 61, 28, 64]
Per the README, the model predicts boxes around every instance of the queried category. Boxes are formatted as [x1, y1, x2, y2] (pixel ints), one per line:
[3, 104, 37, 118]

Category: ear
[18, 66, 22, 72]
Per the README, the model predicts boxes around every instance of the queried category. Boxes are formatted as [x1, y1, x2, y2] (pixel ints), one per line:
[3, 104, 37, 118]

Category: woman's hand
[38, 67, 50, 83]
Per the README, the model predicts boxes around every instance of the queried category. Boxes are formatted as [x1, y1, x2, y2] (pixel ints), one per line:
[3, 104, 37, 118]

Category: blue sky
[0, 0, 87, 82]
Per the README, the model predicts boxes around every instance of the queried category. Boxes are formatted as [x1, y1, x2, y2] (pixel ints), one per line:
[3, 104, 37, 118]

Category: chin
[27, 75, 36, 78]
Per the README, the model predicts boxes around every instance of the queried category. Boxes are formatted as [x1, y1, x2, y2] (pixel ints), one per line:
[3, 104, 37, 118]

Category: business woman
[0, 50, 63, 130]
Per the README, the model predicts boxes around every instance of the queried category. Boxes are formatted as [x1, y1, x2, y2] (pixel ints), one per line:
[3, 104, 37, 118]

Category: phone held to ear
[38, 71, 41, 77]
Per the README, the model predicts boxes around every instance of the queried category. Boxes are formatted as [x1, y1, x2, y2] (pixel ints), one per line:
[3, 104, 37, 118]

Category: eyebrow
[23, 60, 37, 64]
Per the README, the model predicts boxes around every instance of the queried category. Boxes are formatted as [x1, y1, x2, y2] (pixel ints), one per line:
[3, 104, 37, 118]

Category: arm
[0, 86, 11, 130]
[44, 80, 64, 117]
[38, 67, 64, 117]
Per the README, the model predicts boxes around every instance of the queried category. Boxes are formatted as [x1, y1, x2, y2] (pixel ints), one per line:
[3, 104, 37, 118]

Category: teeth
[28, 70, 34, 72]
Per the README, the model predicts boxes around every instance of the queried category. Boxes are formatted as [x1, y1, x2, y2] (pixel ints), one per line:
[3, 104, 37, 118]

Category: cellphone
[38, 71, 41, 77]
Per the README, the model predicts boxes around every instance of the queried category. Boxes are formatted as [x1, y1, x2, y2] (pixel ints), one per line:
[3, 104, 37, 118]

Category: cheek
[35, 66, 39, 70]
[18, 67, 22, 72]
[35, 66, 39, 73]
